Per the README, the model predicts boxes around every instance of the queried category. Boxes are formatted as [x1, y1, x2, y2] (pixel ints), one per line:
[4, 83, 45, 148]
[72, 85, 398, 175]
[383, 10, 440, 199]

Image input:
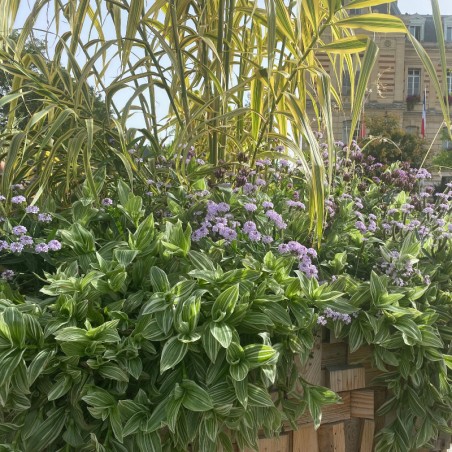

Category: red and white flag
[421, 87, 426, 139]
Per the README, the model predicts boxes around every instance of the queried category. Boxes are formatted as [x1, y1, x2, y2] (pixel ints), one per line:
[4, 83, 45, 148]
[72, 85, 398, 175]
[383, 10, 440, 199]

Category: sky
[398, 0, 452, 15]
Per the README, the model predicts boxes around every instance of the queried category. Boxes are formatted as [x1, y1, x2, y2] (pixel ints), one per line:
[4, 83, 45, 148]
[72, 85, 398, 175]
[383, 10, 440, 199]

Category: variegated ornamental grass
[1, 0, 450, 241]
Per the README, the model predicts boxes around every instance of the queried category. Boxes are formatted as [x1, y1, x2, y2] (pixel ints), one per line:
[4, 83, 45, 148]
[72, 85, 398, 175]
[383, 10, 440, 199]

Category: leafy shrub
[0, 143, 451, 452]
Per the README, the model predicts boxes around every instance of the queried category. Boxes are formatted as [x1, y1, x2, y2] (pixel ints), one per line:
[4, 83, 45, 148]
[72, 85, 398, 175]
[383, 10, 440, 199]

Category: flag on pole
[421, 87, 426, 139]
[359, 107, 366, 139]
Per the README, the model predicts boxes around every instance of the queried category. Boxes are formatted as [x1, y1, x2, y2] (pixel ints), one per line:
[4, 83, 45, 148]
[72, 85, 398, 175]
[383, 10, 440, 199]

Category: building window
[409, 25, 421, 40]
[407, 69, 421, 96]
[446, 26, 452, 42]
[342, 70, 360, 96]
[342, 120, 360, 142]
[447, 70, 452, 94]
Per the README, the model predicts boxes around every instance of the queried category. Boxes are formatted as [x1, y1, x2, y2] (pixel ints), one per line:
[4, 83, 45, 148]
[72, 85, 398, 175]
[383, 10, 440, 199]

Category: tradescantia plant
[0, 140, 451, 451]
[0, 179, 343, 451]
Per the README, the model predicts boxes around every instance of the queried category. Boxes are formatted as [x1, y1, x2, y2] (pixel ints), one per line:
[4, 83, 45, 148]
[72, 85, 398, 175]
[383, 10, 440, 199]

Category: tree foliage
[362, 113, 426, 166]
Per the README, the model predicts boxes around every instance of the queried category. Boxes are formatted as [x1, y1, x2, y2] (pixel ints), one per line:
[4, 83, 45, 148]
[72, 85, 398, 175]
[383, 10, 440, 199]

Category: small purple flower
[243, 221, 257, 233]
[25, 205, 40, 214]
[101, 198, 113, 206]
[415, 168, 431, 179]
[255, 178, 266, 187]
[0, 240, 9, 251]
[262, 201, 274, 210]
[247, 230, 261, 242]
[423, 207, 434, 214]
[219, 227, 237, 241]
[128, 149, 137, 154]
[244, 203, 257, 212]
[12, 225, 27, 236]
[1, 270, 15, 281]
[9, 242, 24, 253]
[0, 195, 6, 202]
[262, 235, 273, 244]
[265, 210, 287, 229]
[35, 243, 49, 253]
[355, 221, 367, 233]
[134, 157, 144, 163]
[243, 183, 256, 195]
[48, 240, 62, 251]
[38, 213, 52, 223]
[279, 159, 289, 167]
[192, 227, 210, 242]
[11, 195, 26, 204]
[19, 235, 34, 246]
[286, 200, 306, 209]
[317, 315, 327, 326]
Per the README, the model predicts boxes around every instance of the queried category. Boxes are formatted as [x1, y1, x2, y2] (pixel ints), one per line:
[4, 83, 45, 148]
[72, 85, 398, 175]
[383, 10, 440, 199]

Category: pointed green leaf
[181, 379, 213, 412]
[160, 336, 188, 373]
[210, 322, 233, 349]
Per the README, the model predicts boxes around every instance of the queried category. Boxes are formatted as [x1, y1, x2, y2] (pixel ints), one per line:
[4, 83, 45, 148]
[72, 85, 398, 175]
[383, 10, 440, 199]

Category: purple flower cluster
[0, 270, 15, 281]
[286, 200, 305, 209]
[265, 210, 287, 230]
[0, 238, 62, 254]
[380, 250, 418, 287]
[317, 308, 352, 326]
[11, 195, 26, 204]
[25, 205, 40, 214]
[101, 198, 113, 206]
[278, 241, 318, 278]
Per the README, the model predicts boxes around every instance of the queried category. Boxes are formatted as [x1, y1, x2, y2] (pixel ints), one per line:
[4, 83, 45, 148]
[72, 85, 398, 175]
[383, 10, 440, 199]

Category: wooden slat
[292, 424, 318, 452]
[326, 365, 366, 392]
[321, 343, 347, 368]
[351, 389, 374, 419]
[318, 422, 346, 452]
[252, 434, 290, 452]
[348, 346, 372, 366]
[359, 419, 375, 452]
[297, 331, 322, 386]
[345, 418, 362, 452]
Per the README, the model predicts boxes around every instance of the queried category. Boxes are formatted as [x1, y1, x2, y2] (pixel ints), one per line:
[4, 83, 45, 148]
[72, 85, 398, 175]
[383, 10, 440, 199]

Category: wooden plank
[295, 392, 351, 425]
[297, 331, 322, 386]
[373, 388, 387, 433]
[351, 389, 374, 419]
[321, 343, 348, 368]
[344, 418, 362, 452]
[359, 419, 375, 452]
[318, 422, 346, 452]
[292, 424, 318, 452]
[326, 365, 366, 392]
[253, 434, 290, 452]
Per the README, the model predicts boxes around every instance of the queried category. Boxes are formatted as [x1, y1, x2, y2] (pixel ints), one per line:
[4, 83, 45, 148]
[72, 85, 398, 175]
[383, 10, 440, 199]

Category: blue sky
[398, 0, 452, 14]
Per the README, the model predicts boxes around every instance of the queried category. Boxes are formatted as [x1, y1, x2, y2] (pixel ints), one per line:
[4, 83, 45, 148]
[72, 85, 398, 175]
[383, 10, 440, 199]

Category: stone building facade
[320, 2, 452, 161]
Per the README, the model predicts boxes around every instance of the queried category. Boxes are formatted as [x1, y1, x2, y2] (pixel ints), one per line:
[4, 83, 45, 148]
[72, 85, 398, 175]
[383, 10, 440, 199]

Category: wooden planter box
[241, 331, 451, 452]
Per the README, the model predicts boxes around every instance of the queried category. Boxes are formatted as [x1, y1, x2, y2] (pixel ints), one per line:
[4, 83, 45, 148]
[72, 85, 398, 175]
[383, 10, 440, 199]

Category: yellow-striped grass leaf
[318, 35, 369, 54]
[122, 0, 144, 68]
[431, 0, 450, 114]
[349, 39, 378, 146]
[335, 14, 407, 33]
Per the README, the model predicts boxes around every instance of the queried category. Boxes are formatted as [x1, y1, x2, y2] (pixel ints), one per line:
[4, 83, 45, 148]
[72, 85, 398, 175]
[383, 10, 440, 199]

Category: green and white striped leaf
[150, 266, 170, 293]
[243, 344, 279, 368]
[160, 336, 188, 373]
[181, 379, 214, 412]
[212, 284, 239, 322]
[210, 322, 233, 349]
